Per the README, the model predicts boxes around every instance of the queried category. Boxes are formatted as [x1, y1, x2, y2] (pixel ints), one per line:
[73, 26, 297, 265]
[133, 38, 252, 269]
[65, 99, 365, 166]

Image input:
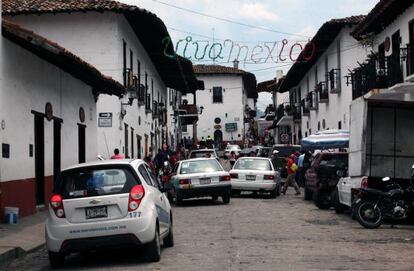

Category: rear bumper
[231, 180, 277, 191]
[177, 184, 231, 199]
[46, 208, 157, 253]
[59, 234, 141, 253]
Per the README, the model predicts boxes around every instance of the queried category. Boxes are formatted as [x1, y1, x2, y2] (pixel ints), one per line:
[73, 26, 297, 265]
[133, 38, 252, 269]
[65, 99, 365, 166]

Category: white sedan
[229, 157, 281, 198]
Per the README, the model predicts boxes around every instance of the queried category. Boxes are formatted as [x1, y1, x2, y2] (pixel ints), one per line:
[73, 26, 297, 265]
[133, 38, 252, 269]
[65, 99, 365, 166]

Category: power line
[151, 0, 311, 38]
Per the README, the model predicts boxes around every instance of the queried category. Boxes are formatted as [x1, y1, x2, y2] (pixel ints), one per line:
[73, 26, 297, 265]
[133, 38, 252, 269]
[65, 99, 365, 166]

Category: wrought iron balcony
[145, 94, 151, 113]
[301, 98, 310, 116]
[152, 101, 159, 119]
[315, 82, 329, 103]
[406, 42, 414, 77]
[178, 104, 199, 125]
[328, 69, 341, 93]
[306, 91, 318, 111]
[350, 53, 403, 99]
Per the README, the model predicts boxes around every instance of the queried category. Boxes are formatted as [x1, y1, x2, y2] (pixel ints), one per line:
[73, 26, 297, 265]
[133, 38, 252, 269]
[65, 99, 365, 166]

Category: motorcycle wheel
[355, 200, 383, 229]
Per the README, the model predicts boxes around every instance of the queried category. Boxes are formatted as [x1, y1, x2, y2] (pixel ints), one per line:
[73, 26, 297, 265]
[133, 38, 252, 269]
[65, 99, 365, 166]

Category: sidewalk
[0, 210, 47, 265]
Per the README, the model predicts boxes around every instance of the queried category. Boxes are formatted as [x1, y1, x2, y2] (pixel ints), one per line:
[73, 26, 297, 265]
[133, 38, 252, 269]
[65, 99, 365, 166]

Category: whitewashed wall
[182, 74, 246, 142]
[0, 38, 97, 182]
[7, 11, 169, 158]
[295, 26, 368, 138]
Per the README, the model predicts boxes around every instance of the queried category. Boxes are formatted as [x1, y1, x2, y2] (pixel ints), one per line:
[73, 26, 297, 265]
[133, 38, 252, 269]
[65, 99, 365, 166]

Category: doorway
[78, 124, 86, 163]
[53, 120, 61, 184]
[34, 114, 45, 206]
[137, 135, 142, 159]
[131, 128, 134, 159]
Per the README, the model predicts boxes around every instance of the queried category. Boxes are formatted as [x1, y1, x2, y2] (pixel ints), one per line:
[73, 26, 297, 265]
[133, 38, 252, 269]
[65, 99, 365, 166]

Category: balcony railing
[152, 101, 158, 119]
[276, 104, 285, 123]
[301, 99, 310, 116]
[293, 103, 301, 122]
[306, 91, 318, 110]
[145, 94, 151, 113]
[406, 43, 414, 77]
[328, 69, 341, 93]
[315, 82, 329, 103]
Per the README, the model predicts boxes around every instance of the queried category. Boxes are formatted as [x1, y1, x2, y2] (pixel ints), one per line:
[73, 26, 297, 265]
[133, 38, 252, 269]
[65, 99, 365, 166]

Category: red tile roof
[194, 64, 258, 99]
[2, 19, 126, 96]
[2, 0, 202, 94]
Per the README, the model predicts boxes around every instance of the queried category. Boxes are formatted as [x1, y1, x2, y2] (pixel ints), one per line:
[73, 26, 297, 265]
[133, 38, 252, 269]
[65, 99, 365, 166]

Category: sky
[120, 0, 379, 111]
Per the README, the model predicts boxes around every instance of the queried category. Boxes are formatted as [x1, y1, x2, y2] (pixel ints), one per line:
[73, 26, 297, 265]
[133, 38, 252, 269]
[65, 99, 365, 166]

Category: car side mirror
[382, 177, 391, 182]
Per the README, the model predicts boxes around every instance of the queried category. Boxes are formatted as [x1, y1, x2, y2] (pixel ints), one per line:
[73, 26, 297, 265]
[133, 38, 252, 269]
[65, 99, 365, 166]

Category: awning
[301, 130, 349, 150]
[276, 116, 293, 127]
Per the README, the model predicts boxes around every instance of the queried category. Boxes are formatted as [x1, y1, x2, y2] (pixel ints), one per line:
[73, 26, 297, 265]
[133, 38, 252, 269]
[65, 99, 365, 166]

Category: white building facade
[3, 0, 200, 158]
[0, 20, 124, 217]
[277, 16, 368, 144]
[182, 64, 257, 146]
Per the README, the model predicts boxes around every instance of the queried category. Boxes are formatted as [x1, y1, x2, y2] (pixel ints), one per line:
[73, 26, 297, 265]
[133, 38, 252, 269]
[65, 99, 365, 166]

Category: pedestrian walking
[219, 154, 232, 172]
[282, 154, 301, 195]
[229, 151, 237, 167]
[110, 148, 124, 159]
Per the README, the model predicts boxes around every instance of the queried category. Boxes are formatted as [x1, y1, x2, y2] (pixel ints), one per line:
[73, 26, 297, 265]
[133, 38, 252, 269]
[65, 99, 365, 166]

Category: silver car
[229, 157, 281, 198]
[189, 148, 218, 159]
[169, 158, 231, 204]
[46, 160, 173, 268]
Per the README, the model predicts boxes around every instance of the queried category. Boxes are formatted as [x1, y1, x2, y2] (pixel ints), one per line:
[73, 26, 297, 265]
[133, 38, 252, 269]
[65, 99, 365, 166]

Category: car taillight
[361, 177, 369, 188]
[50, 194, 65, 218]
[220, 175, 231, 181]
[128, 185, 145, 211]
[230, 173, 238, 179]
[179, 179, 191, 185]
[264, 175, 275, 180]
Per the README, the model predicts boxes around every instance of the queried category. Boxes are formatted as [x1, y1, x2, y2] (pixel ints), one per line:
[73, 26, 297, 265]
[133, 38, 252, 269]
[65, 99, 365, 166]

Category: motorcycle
[352, 164, 414, 229]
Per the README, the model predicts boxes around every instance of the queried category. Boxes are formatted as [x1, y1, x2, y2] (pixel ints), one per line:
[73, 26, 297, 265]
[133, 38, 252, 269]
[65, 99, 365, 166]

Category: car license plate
[85, 206, 108, 219]
[246, 175, 256, 181]
[199, 178, 211, 185]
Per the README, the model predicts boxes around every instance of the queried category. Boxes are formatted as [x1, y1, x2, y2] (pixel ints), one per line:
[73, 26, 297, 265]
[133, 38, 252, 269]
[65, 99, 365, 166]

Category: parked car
[189, 148, 218, 158]
[46, 160, 173, 268]
[229, 157, 281, 198]
[256, 147, 272, 158]
[224, 144, 241, 157]
[270, 144, 301, 158]
[169, 158, 231, 205]
[304, 152, 348, 209]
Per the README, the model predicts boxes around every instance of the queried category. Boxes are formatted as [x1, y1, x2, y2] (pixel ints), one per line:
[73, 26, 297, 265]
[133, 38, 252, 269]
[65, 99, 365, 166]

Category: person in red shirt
[282, 154, 301, 195]
[110, 148, 124, 159]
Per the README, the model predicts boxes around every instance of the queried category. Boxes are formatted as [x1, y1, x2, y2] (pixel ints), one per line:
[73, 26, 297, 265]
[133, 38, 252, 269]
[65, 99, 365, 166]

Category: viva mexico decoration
[162, 36, 316, 64]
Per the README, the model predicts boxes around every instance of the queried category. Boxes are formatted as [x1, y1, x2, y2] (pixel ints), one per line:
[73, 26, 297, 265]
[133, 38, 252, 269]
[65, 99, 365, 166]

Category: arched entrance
[214, 129, 223, 143]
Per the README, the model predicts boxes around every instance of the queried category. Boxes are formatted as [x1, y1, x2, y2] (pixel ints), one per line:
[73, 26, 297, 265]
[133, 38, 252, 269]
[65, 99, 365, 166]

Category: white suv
[46, 160, 173, 268]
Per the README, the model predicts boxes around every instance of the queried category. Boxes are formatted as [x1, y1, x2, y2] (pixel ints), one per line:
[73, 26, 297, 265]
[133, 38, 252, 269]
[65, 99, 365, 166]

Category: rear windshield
[57, 166, 138, 199]
[234, 159, 272, 171]
[319, 154, 348, 169]
[226, 145, 240, 151]
[180, 159, 222, 174]
[190, 150, 214, 158]
[273, 146, 300, 157]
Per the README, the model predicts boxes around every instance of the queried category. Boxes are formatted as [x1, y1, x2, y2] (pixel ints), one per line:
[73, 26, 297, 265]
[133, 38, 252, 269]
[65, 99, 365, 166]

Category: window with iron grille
[212, 87, 223, 103]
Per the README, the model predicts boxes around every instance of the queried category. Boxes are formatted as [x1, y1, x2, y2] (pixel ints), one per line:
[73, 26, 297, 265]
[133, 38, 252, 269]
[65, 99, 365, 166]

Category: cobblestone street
[4, 190, 414, 271]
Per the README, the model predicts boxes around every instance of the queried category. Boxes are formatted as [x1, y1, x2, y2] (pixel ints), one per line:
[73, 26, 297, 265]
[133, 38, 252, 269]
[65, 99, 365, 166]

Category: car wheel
[146, 225, 161, 262]
[331, 188, 347, 214]
[304, 186, 313, 201]
[48, 251, 65, 269]
[174, 191, 183, 206]
[222, 192, 231, 204]
[163, 215, 174, 248]
[269, 189, 277, 199]
[313, 190, 331, 209]
[212, 195, 219, 201]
